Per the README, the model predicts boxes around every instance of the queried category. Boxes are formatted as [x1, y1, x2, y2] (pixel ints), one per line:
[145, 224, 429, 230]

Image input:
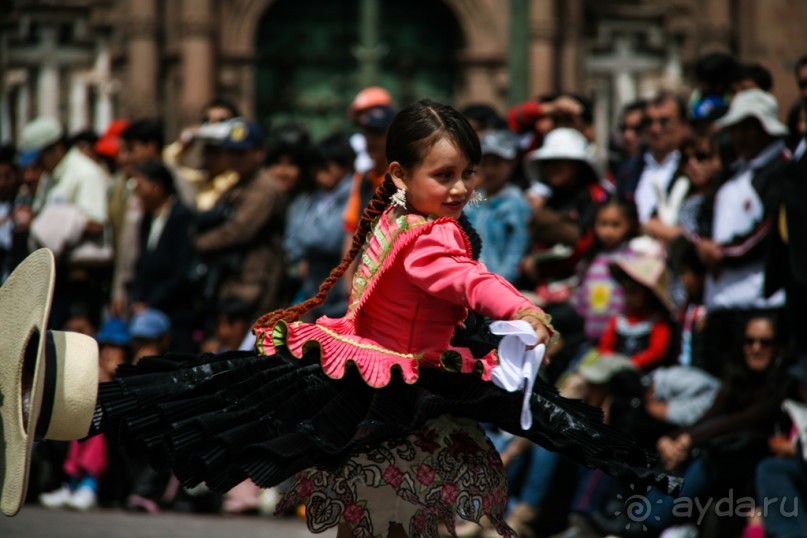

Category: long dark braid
[254, 175, 396, 329]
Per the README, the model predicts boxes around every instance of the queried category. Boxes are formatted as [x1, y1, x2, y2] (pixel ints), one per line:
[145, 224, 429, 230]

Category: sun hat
[17, 117, 64, 167]
[220, 118, 265, 151]
[129, 308, 171, 340]
[578, 353, 636, 385]
[0, 248, 99, 516]
[609, 255, 674, 312]
[714, 88, 788, 137]
[524, 127, 604, 183]
[481, 130, 520, 160]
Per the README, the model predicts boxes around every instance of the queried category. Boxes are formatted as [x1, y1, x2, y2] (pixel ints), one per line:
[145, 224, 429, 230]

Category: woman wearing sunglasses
[646, 313, 792, 536]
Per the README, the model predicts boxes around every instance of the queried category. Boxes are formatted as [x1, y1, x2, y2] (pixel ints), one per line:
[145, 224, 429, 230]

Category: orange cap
[350, 86, 393, 118]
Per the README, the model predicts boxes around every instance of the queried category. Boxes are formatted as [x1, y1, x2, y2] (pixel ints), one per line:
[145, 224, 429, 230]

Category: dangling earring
[391, 187, 408, 209]
[468, 191, 485, 207]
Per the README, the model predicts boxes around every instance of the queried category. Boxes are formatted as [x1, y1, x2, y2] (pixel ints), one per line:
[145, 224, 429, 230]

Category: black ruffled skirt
[95, 347, 681, 499]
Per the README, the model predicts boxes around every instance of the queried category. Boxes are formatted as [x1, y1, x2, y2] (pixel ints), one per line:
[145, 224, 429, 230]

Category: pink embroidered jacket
[255, 207, 549, 388]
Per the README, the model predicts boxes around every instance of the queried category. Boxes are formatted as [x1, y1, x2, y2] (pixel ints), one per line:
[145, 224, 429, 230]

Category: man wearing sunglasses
[617, 92, 690, 224]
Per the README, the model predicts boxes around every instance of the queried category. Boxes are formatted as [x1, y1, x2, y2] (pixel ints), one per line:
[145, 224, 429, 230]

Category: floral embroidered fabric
[276, 416, 515, 538]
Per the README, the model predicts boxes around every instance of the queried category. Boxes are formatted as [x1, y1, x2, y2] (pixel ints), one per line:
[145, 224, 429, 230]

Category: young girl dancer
[5, 100, 679, 537]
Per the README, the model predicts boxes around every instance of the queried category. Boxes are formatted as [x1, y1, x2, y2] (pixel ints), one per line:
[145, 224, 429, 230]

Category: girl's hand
[514, 311, 552, 347]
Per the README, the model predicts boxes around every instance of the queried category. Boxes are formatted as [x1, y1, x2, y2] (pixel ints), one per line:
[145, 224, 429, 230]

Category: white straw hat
[0, 249, 99, 516]
[524, 127, 604, 183]
[715, 88, 788, 137]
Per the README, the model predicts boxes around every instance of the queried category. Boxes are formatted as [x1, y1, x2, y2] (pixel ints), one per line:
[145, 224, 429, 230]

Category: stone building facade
[2, 0, 806, 146]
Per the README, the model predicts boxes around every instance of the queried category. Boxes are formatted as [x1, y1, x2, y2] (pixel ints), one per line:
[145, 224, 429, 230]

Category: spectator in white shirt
[617, 92, 690, 223]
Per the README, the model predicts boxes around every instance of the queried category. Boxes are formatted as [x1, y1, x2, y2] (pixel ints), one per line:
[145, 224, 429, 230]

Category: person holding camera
[193, 118, 287, 327]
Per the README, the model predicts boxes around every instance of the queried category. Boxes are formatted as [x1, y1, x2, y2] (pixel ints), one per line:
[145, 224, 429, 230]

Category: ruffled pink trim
[259, 319, 421, 388]
[257, 317, 499, 389]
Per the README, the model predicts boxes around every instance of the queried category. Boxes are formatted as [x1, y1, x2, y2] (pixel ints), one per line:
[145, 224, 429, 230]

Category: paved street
[0, 506, 315, 537]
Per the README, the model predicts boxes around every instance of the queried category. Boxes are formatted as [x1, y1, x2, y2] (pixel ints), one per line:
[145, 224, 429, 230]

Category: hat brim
[525, 152, 603, 184]
[0, 249, 54, 516]
[609, 259, 674, 312]
[715, 110, 788, 137]
[0, 249, 98, 517]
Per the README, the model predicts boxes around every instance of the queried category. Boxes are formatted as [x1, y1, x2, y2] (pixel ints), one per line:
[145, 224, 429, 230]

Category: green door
[254, 0, 462, 140]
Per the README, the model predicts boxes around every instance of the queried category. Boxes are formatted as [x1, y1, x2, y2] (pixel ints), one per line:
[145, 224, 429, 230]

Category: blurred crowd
[3, 51, 807, 538]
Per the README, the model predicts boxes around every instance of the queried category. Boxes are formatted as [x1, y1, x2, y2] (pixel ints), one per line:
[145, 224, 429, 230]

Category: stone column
[357, 0, 382, 88]
[69, 73, 88, 132]
[528, 0, 556, 97]
[126, 0, 159, 117]
[0, 70, 25, 143]
[509, 0, 530, 105]
[0, 91, 9, 144]
[700, 0, 732, 53]
[94, 40, 114, 133]
[180, 0, 214, 127]
[559, 0, 582, 92]
[37, 26, 60, 118]
[16, 78, 30, 140]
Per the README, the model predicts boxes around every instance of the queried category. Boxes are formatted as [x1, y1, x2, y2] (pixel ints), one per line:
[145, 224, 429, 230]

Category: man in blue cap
[193, 118, 286, 323]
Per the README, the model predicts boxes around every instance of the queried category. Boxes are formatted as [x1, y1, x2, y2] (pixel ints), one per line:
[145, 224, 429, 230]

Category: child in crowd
[670, 238, 708, 369]
[464, 130, 531, 284]
[283, 133, 354, 319]
[571, 196, 639, 343]
[39, 318, 131, 511]
[264, 122, 314, 200]
[123, 308, 177, 514]
[598, 256, 674, 370]
[129, 308, 172, 365]
[202, 296, 256, 353]
[522, 127, 609, 303]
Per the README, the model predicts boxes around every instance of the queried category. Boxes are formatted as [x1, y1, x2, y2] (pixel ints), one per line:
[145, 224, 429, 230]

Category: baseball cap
[355, 105, 397, 132]
[129, 308, 171, 339]
[96, 318, 131, 347]
[193, 120, 233, 146]
[221, 118, 265, 150]
[350, 86, 393, 118]
[481, 130, 519, 159]
[18, 116, 64, 167]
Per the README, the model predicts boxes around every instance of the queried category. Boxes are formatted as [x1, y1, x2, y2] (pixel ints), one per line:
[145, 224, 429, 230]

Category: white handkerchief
[489, 320, 546, 430]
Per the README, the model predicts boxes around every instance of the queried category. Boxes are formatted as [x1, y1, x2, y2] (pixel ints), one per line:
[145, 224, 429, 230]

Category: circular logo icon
[230, 123, 248, 142]
[615, 484, 662, 531]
